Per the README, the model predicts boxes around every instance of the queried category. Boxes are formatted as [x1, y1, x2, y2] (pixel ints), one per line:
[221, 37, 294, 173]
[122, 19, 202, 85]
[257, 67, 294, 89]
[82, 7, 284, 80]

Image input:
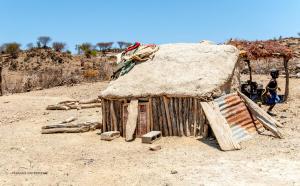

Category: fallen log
[237, 91, 283, 138]
[46, 105, 70, 110]
[41, 121, 101, 132]
[41, 126, 90, 134]
[79, 98, 101, 104]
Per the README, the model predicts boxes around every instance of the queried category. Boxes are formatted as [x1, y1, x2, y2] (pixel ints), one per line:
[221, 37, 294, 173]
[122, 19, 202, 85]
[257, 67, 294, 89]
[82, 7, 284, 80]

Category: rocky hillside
[0, 48, 115, 94]
[278, 37, 300, 58]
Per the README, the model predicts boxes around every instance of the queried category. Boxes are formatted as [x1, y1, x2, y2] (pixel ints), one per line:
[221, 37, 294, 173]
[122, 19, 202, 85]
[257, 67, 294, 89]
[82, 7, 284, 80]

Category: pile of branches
[229, 40, 293, 60]
[41, 116, 101, 134]
[47, 98, 101, 110]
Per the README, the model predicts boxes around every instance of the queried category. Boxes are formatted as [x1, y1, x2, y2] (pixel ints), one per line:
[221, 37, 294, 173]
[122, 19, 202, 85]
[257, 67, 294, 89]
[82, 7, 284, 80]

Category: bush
[2, 42, 21, 58]
[78, 43, 93, 58]
[83, 69, 99, 79]
[52, 42, 66, 52]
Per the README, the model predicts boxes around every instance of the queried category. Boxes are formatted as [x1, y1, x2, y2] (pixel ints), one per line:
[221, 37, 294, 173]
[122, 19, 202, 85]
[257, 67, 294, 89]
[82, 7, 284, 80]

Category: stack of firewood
[46, 98, 101, 110]
[41, 116, 101, 134]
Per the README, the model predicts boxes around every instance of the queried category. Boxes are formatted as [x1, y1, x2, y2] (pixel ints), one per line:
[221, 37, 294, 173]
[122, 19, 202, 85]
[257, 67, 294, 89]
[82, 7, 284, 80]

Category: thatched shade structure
[99, 43, 241, 139]
[229, 40, 294, 101]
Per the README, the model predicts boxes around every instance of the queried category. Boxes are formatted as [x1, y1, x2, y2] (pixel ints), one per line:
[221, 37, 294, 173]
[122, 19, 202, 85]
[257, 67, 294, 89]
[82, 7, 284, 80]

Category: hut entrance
[123, 102, 150, 137]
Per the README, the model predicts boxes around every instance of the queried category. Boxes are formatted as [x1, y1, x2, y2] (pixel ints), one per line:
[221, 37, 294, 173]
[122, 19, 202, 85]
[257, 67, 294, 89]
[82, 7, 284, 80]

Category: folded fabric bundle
[112, 42, 159, 79]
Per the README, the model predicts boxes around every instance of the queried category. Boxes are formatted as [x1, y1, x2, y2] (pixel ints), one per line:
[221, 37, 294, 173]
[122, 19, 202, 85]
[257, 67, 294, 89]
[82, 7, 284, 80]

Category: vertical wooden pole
[159, 97, 168, 136]
[163, 96, 173, 136]
[149, 97, 153, 131]
[193, 99, 197, 137]
[102, 99, 106, 132]
[178, 98, 185, 136]
[283, 57, 289, 102]
[110, 101, 117, 131]
[0, 65, 2, 96]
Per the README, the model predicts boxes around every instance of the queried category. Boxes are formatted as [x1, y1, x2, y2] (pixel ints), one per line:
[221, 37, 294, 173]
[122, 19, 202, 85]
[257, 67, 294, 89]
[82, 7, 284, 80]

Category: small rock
[3, 101, 10, 104]
[43, 112, 49, 115]
[149, 145, 161, 151]
[280, 115, 287, 119]
[170, 170, 178, 174]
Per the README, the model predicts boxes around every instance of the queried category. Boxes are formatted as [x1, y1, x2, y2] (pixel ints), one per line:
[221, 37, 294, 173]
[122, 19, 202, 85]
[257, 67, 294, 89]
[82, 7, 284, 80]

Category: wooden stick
[174, 98, 181, 136]
[102, 99, 107, 132]
[79, 98, 101, 104]
[42, 126, 90, 134]
[182, 98, 187, 136]
[152, 98, 159, 131]
[193, 98, 198, 137]
[178, 98, 184, 136]
[185, 98, 191, 136]
[159, 97, 169, 136]
[184, 98, 191, 136]
[163, 96, 173, 136]
[169, 98, 178, 136]
[110, 101, 118, 131]
[149, 97, 153, 131]
[46, 105, 70, 110]
[157, 98, 163, 134]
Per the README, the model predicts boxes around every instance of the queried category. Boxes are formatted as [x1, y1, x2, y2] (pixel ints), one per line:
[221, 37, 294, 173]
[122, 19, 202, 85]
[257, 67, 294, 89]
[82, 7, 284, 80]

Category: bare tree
[117, 41, 125, 49]
[37, 36, 52, 48]
[52, 42, 66, 52]
[97, 42, 113, 51]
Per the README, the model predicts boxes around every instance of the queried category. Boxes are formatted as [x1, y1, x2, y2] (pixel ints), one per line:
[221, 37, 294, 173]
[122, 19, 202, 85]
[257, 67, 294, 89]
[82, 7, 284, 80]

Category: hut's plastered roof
[100, 43, 239, 99]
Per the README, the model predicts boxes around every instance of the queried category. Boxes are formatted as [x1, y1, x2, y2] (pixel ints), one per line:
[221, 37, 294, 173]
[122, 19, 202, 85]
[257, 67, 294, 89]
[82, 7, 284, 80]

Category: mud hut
[99, 43, 241, 137]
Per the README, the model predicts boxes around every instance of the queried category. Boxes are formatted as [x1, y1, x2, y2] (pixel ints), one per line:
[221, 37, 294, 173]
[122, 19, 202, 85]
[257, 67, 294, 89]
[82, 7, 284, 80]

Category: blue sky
[0, 0, 299, 51]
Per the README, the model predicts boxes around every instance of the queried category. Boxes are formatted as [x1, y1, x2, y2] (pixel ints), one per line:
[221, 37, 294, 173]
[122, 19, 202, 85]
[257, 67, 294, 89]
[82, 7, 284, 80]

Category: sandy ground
[0, 76, 300, 186]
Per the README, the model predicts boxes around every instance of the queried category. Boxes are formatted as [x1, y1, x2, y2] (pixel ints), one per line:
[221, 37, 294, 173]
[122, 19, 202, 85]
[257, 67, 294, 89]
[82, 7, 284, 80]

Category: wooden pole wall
[101, 97, 210, 138]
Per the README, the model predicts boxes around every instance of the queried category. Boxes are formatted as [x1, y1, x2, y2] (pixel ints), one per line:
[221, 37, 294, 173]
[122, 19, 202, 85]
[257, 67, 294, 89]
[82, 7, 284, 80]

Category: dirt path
[0, 77, 299, 186]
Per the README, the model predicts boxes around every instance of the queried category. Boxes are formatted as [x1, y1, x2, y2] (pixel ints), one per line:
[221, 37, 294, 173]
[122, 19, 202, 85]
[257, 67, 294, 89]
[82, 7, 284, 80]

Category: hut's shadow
[197, 138, 221, 150]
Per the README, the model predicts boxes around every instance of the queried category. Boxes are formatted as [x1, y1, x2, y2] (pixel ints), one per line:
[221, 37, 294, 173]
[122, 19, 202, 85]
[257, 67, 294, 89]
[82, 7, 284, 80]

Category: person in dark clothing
[266, 69, 281, 116]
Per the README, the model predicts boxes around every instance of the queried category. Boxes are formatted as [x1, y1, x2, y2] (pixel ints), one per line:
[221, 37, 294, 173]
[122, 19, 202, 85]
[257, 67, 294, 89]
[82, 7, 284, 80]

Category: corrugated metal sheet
[214, 93, 264, 142]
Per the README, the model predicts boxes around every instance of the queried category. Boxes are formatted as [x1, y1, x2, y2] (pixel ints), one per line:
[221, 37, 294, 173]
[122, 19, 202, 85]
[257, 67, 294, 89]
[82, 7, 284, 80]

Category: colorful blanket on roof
[112, 42, 159, 79]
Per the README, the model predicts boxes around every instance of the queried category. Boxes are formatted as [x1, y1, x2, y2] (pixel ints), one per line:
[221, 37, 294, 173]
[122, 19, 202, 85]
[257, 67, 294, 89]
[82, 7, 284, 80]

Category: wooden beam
[201, 102, 241, 151]
[0, 65, 3, 96]
[110, 101, 118, 131]
[163, 96, 173, 136]
[125, 100, 139, 141]
[237, 91, 283, 138]
[283, 57, 289, 102]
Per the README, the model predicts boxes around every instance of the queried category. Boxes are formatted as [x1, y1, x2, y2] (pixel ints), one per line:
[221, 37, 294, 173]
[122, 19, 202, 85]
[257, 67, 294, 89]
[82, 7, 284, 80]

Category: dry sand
[0, 76, 299, 186]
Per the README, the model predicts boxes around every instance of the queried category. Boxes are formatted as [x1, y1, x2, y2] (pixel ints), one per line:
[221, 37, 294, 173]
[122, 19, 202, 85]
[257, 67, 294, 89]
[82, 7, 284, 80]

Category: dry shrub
[83, 69, 99, 79]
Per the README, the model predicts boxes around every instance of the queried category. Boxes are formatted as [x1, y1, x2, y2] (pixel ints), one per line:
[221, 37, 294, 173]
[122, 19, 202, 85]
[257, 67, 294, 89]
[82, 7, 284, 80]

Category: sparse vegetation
[117, 41, 132, 49]
[1, 42, 21, 58]
[97, 42, 113, 51]
[37, 36, 52, 48]
[52, 42, 66, 52]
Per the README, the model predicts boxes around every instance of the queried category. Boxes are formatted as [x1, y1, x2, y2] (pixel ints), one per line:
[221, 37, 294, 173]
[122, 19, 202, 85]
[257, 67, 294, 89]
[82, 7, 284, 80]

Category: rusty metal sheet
[214, 93, 264, 142]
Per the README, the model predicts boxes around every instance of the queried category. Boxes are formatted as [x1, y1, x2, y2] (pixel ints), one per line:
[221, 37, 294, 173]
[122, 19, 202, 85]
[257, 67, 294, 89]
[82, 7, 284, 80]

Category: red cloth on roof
[124, 42, 140, 53]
